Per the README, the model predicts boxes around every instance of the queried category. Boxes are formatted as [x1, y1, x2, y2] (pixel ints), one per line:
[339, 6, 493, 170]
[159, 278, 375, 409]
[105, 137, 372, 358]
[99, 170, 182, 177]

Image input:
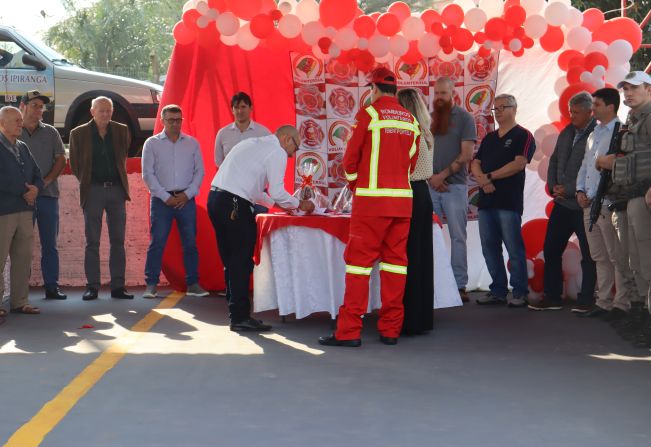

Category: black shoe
[82, 288, 98, 301]
[230, 318, 272, 332]
[45, 287, 67, 300]
[604, 307, 628, 323]
[582, 306, 608, 318]
[318, 334, 361, 347]
[111, 288, 134, 299]
[379, 335, 398, 345]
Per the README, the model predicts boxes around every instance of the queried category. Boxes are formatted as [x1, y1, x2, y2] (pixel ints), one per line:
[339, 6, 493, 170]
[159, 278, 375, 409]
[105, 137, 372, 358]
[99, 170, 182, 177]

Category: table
[253, 214, 461, 319]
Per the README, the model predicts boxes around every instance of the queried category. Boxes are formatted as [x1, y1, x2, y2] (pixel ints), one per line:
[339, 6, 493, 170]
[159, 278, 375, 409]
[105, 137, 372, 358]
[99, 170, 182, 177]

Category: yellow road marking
[3, 292, 185, 447]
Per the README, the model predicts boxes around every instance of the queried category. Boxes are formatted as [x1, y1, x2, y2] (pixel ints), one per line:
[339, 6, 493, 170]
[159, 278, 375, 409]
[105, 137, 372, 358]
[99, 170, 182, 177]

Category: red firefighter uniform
[335, 95, 421, 340]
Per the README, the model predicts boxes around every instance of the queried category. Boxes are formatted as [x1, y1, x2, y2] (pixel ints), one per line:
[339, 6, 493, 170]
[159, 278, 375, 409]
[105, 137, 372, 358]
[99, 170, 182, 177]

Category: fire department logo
[328, 87, 356, 118]
[328, 120, 353, 147]
[430, 55, 464, 83]
[296, 85, 325, 117]
[328, 153, 347, 188]
[395, 60, 428, 83]
[326, 59, 357, 85]
[292, 53, 324, 83]
[359, 88, 373, 110]
[474, 114, 494, 142]
[466, 53, 497, 82]
[465, 85, 494, 116]
[299, 119, 325, 148]
[296, 151, 327, 182]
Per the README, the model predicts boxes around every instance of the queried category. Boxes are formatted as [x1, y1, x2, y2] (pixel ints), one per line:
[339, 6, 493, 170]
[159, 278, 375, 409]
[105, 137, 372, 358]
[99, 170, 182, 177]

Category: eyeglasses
[491, 105, 514, 112]
[164, 118, 183, 124]
[292, 137, 301, 149]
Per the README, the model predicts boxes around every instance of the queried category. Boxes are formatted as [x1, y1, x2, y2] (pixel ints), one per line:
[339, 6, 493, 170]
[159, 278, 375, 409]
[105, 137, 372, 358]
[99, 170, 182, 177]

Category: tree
[44, 0, 184, 82]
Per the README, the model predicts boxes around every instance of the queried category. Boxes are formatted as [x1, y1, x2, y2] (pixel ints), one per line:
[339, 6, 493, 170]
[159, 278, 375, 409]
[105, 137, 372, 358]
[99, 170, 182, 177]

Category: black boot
[615, 303, 646, 340]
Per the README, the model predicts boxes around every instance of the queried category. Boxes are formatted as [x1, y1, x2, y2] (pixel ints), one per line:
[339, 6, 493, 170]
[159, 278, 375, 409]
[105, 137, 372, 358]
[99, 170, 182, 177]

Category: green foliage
[44, 0, 184, 81]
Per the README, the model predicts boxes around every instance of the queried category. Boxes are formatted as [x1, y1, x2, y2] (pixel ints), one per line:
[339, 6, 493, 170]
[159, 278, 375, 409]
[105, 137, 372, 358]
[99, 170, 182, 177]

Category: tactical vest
[611, 110, 651, 198]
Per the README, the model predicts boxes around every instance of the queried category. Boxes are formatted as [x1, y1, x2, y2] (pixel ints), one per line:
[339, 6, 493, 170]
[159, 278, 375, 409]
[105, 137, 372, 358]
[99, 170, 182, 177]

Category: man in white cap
[597, 71, 651, 348]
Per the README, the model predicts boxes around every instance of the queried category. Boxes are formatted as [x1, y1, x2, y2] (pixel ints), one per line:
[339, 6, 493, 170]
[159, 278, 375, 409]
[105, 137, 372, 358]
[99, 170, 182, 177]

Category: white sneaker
[143, 285, 158, 299]
[507, 295, 527, 308]
[186, 283, 209, 297]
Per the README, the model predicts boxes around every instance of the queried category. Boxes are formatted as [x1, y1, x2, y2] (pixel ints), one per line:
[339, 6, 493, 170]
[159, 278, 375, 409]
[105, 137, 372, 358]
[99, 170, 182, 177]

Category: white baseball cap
[617, 71, 651, 88]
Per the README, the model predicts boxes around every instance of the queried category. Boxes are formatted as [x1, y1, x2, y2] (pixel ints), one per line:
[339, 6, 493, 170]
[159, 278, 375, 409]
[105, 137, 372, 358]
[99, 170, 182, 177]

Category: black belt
[210, 187, 253, 207]
[167, 190, 185, 195]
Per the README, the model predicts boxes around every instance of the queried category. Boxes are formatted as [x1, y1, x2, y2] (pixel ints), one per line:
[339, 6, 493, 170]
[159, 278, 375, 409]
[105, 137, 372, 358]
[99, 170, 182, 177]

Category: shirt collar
[597, 117, 619, 131]
[0, 131, 15, 149]
[631, 101, 651, 119]
[575, 118, 596, 134]
[230, 120, 255, 131]
[158, 131, 186, 141]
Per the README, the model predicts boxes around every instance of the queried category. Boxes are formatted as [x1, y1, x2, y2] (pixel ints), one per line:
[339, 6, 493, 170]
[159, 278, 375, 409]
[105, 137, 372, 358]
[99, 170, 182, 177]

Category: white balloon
[301, 21, 325, 45]
[607, 39, 634, 65]
[544, 2, 569, 28]
[526, 259, 535, 279]
[547, 100, 561, 121]
[564, 7, 584, 29]
[592, 65, 606, 79]
[524, 15, 548, 39]
[325, 26, 337, 38]
[278, 0, 297, 15]
[217, 12, 239, 36]
[358, 38, 368, 50]
[220, 33, 238, 46]
[521, 0, 544, 15]
[492, 41, 504, 51]
[196, 16, 210, 29]
[329, 43, 341, 58]
[402, 16, 425, 41]
[541, 133, 558, 157]
[605, 64, 630, 86]
[554, 76, 569, 96]
[296, 0, 319, 24]
[478, 0, 504, 19]
[205, 8, 219, 20]
[439, 49, 459, 61]
[453, 0, 477, 13]
[509, 39, 522, 52]
[311, 44, 327, 60]
[368, 35, 390, 57]
[196, 1, 209, 15]
[334, 28, 357, 50]
[555, 0, 572, 6]
[418, 33, 441, 58]
[592, 78, 605, 89]
[278, 14, 302, 38]
[585, 41, 608, 54]
[464, 8, 487, 32]
[562, 247, 582, 276]
[566, 26, 591, 51]
[182, 0, 197, 13]
[579, 71, 593, 83]
[389, 35, 409, 57]
[237, 23, 259, 51]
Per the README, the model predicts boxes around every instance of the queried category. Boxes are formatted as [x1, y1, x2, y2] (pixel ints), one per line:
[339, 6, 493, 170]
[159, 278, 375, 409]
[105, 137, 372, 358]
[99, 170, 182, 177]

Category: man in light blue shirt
[141, 104, 207, 299]
[576, 88, 636, 319]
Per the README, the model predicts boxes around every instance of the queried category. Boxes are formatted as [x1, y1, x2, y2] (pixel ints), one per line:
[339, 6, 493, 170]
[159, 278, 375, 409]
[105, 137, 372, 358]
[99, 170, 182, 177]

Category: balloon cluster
[173, 0, 642, 76]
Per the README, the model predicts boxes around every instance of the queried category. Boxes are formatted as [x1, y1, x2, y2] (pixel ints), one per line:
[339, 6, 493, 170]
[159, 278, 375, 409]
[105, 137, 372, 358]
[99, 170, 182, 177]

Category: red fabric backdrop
[155, 40, 296, 291]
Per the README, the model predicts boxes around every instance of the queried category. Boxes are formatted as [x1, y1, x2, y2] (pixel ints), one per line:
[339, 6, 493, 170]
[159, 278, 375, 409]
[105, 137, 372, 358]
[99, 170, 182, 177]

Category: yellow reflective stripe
[366, 106, 381, 189]
[345, 264, 373, 275]
[356, 188, 413, 198]
[409, 140, 417, 158]
[379, 262, 408, 275]
[345, 171, 357, 181]
[368, 120, 420, 133]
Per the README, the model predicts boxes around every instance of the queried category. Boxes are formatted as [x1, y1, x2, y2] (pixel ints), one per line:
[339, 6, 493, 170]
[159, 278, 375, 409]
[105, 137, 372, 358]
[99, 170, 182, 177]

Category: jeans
[478, 208, 529, 298]
[145, 197, 199, 286]
[429, 183, 468, 289]
[34, 196, 60, 289]
[543, 203, 596, 305]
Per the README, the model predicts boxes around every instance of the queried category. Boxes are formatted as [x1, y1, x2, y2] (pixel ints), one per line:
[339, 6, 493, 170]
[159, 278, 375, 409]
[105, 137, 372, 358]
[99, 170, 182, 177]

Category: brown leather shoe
[459, 289, 470, 303]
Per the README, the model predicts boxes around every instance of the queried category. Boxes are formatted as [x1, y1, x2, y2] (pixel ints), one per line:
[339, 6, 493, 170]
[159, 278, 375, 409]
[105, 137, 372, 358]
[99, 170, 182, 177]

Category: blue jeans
[34, 196, 60, 289]
[144, 197, 199, 286]
[478, 209, 529, 298]
[429, 183, 468, 289]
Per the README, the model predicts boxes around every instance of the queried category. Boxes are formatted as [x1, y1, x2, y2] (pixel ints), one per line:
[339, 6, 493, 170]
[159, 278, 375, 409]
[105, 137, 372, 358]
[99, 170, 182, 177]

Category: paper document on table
[295, 207, 328, 216]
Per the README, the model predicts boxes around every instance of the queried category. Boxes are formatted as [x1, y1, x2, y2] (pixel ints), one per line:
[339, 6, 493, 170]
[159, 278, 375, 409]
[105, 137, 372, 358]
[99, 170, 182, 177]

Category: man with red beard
[429, 77, 477, 302]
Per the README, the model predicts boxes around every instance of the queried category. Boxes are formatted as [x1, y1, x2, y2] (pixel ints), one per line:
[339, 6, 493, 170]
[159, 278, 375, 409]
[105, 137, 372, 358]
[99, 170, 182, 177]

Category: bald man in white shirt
[207, 125, 314, 332]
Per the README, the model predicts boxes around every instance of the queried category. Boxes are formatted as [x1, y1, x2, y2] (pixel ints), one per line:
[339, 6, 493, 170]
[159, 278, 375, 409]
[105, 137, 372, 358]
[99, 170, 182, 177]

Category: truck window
[0, 38, 30, 69]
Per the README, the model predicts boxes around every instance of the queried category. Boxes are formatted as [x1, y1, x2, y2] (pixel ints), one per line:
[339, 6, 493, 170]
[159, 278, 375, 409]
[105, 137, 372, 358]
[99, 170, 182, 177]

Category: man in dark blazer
[69, 96, 133, 300]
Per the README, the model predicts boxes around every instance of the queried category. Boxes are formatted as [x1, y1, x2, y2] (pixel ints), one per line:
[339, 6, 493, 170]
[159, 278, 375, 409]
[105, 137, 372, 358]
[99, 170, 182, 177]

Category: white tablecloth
[253, 224, 461, 318]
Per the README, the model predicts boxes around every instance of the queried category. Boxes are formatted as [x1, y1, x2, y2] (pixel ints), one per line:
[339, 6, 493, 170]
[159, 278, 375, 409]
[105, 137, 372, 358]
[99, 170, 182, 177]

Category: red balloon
[387, 1, 411, 22]
[318, 37, 332, 51]
[173, 21, 195, 45]
[545, 200, 555, 218]
[566, 66, 583, 84]
[513, 48, 524, 57]
[377, 12, 401, 36]
[208, 0, 228, 11]
[513, 27, 525, 38]
[440, 35, 451, 48]
[355, 50, 375, 72]
[420, 9, 442, 28]
[485, 18, 506, 41]
[478, 46, 491, 57]
[558, 49, 583, 71]
[226, 0, 262, 21]
[530, 258, 545, 292]
[182, 9, 201, 31]
[320, 0, 357, 29]
[260, 0, 277, 14]
[196, 23, 220, 48]
[567, 54, 585, 69]
[592, 17, 643, 52]
[474, 32, 487, 44]
[431, 22, 445, 35]
[522, 37, 534, 49]
[442, 25, 456, 38]
[504, 0, 521, 10]
[452, 28, 474, 52]
[441, 4, 464, 27]
[582, 8, 604, 32]
[539, 26, 564, 53]
[270, 9, 283, 21]
[521, 218, 549, 258]
[559, 82, 595, 120]
[250, 14, 274, 39]
[402, 41, 423, 64]
[354, 15, 376, 38]
[584, 51, 609, 71]
[370, 12, 381, 22]
[504, 5, 526, 27]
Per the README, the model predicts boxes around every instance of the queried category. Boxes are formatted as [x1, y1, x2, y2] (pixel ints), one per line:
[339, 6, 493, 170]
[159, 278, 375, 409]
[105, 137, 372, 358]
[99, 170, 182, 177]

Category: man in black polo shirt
[470, 94, 536, 307]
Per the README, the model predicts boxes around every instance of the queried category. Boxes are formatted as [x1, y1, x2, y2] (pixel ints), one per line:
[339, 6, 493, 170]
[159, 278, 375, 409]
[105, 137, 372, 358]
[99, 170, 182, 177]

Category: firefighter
[319, 67, 420, 347]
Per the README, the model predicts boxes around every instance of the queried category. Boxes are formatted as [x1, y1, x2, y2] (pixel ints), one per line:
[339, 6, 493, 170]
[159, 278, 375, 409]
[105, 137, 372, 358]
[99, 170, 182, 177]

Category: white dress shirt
[214, 120, 271, 166]
[576, 118, 619, 202]
[211, 134, 299, 209]
[142, 131, 205, 202]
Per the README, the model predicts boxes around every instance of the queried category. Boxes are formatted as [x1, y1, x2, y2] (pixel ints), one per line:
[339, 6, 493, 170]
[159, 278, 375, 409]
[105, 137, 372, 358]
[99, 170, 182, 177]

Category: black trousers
[543, 203, 596, 305]
[207, 189, 256, 323]
[403, 180, 434, 334]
